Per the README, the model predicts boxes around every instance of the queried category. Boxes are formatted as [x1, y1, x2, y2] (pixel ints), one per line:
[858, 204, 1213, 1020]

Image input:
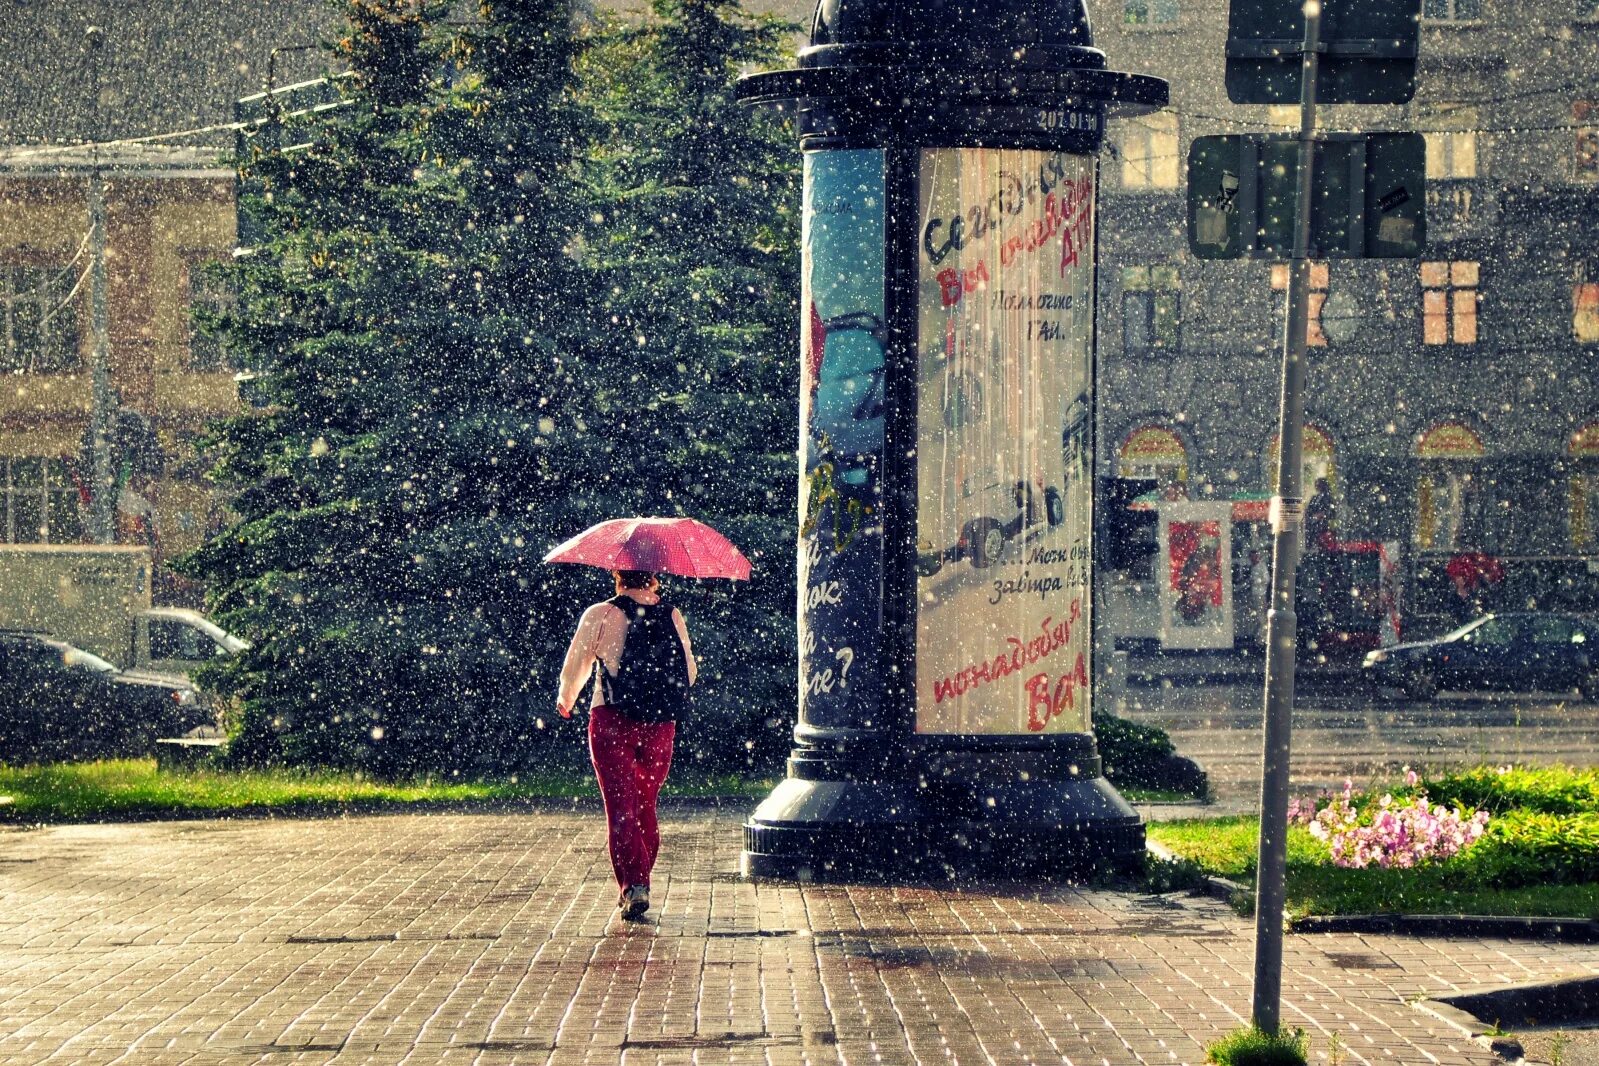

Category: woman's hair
[614, 569, 658, 590]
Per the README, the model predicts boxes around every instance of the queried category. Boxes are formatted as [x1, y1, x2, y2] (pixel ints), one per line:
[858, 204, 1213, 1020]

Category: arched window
[1571, 422, 1599, 550]
[1415, 421, 1485, 550]
[1265, 424, 1338, 493]
[1117, 425, 1188, 487]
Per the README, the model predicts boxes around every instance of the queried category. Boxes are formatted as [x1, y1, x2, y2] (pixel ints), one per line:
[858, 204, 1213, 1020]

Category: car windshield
[61, 647, 118, 674]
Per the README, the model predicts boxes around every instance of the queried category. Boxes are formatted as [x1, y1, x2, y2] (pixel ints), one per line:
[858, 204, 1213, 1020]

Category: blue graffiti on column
[798, 150, 886, 728]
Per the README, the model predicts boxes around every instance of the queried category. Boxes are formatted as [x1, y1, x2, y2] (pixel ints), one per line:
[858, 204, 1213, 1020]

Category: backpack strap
[592, 596, 633, 708]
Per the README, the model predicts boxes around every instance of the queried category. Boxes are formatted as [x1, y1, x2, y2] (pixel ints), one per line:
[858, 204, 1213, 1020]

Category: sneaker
[620, 884, 650, 920]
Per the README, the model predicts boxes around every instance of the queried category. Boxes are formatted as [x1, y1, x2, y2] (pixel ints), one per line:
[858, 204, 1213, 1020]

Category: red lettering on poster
[942, 176, 1095, 309]
[931, 599, 1083, 704]
[938, 261, 991, 308]
[1023, 653, 1090, 732]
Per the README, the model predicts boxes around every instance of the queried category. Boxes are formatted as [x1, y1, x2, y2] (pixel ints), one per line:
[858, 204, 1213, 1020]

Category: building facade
[0, 3, 336, 589]
[1094, 0, 1599, 640]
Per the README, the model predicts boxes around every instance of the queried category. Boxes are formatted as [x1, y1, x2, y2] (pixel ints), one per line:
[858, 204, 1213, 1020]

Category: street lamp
[84, 25, 116, 545]
[738, 0, 1168, 880]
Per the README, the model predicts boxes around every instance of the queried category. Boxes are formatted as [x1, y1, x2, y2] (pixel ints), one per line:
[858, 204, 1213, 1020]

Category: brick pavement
[1, 803, 1595, 1066]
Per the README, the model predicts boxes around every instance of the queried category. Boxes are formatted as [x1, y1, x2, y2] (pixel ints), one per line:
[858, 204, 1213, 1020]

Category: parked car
[0, 630, 210, 763]
[1361, 611, 1598, 700]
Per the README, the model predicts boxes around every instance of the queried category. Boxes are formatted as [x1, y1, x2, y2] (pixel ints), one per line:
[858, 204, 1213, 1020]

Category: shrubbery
[1290, 765, 1599, 889]
[1093, 710, 1208, 797]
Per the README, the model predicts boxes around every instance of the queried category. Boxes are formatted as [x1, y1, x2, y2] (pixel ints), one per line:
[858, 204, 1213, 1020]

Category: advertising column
[914, 149, 1097, 736]
[798, 150, 887, 729]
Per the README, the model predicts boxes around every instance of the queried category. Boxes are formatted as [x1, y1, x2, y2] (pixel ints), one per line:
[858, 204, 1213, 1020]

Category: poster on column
[1157, 502, 1234, 650]
[914, 148, 1096, 736]
[798, 150, 886, 728]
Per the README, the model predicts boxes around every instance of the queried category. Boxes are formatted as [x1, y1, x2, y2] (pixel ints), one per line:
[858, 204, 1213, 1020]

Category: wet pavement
[1112, 676, 1599, 803]
[2, 802, 1596, 1065]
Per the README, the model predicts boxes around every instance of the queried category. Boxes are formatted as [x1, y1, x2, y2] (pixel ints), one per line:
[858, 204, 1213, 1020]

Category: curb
[1293, 913, 1599, 942]
[1415, 976, 1599, 1061]
[1142, 841, 1599, 943]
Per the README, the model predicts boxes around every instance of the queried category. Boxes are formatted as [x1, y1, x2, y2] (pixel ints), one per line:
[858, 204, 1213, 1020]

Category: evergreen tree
[183, 0, 607, 774]
[580, 0, 801, 770]
[184, 0, 803, 777]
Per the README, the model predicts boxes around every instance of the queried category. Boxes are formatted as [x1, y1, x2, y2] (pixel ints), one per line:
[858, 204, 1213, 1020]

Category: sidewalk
[2, 802, 1595, 1065]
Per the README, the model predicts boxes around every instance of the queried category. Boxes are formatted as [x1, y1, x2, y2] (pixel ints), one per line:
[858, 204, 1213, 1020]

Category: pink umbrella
[542, 517, 752, 580]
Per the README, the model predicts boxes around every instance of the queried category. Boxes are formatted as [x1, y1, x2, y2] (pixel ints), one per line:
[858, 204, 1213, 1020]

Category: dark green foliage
[1422, 765, 1599, 816]
[574, 0, 801, 772]
[1205, 1026, 1308, 1066]
[1451, 811, 1599, 889]
[1093, 710, 1208, 798]
[179, 0, 800, 777]
[1140, 852, 1210, 894]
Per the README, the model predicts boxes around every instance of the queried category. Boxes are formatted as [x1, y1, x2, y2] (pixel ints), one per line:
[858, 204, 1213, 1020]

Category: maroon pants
[588, 705, 676, 891]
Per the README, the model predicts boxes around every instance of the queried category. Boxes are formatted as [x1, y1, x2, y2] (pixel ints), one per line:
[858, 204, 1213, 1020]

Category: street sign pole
[1252, 0, 1321, 1036]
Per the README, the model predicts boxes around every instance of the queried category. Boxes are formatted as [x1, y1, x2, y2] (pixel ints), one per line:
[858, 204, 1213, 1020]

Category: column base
[740, 737, 1144, 882]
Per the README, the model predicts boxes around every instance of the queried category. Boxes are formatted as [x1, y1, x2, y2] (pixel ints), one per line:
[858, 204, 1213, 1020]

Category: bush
[1094, 711, 1208, 797]
[1423, 765, 1599, 816]
[1206, 1025, 1308, 1066]
[1451, 810, 1599, 889]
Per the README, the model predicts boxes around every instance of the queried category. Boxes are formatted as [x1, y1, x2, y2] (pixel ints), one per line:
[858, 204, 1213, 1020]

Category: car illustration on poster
[914, 360, 1077, 576]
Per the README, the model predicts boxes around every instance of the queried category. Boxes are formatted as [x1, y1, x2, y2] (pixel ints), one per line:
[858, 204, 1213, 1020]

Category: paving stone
[1, 806, 1595, 1065]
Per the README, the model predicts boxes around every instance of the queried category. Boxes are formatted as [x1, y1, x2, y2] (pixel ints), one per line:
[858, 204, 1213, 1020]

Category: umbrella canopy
[542, 517, 752, 580]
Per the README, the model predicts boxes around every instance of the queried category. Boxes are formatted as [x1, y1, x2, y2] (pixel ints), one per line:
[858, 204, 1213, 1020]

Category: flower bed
[1147, 765, 1599, 919]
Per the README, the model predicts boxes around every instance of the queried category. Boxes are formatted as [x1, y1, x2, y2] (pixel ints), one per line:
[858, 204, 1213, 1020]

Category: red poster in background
[1158, 502, 1234, 649]
[1168, 519, 1223, 622]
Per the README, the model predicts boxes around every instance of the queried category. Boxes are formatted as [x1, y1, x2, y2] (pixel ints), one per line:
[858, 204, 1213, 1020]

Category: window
[1271, 261, 1330, 347]
[1124, 0, 1178, 25]
[186, 262, 235, 372]
[1265, 424, 1339, 496]
[1117, 425, 1189, 485]
[1573, 469, 1597, 548]
[1422, 104, 1479, 179]
[1575, 262, 1599, 343]
[1421, 260, 1479, 345]
[1423, 0, 1481, 21]
[1462, 616, 1516, 646]
[1528, 616, 1580, 645]
[1119, 112, 1179, 190]
[0, 458, 84, 544]
[1571, 422, 1599, 549]
[1122, 266, 1181, 354]
[149, 619, 220, 663]
[1415, 422, 1484, 550]
[1, 265, 80, 374]
[1577, 102, 1598, 182]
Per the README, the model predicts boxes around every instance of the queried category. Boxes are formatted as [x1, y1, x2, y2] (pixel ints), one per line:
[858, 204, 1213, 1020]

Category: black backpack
[596, 596, 691, 723]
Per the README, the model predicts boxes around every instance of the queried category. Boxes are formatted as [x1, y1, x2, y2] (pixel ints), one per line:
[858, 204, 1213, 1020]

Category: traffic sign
[1226, 0, 1422, 105]
[1187, 132, 1425, 259]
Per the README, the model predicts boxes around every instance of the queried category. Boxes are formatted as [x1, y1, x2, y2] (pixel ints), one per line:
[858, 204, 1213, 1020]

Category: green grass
[0, 760, 777, 823]
[1205, 1025, 1308, 1066]
[1120, 787, 1203, 804]
[1148, 764, 1599, 922]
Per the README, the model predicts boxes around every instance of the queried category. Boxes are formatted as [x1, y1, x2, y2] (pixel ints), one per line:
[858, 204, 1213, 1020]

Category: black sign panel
[1226, 0, 1422, 105]
[1187, 133, 1426, 260]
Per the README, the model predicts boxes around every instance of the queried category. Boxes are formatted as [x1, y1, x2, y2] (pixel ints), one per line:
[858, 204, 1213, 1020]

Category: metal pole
[1251, 0, 1321, 1036]
[85, 26, 116, 544]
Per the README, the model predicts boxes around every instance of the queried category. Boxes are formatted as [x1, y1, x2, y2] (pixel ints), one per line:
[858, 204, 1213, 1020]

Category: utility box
[0, 545, 152, 668]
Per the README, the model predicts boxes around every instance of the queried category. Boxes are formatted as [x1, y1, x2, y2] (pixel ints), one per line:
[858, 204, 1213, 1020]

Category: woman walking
[557, 569, 697, 920]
